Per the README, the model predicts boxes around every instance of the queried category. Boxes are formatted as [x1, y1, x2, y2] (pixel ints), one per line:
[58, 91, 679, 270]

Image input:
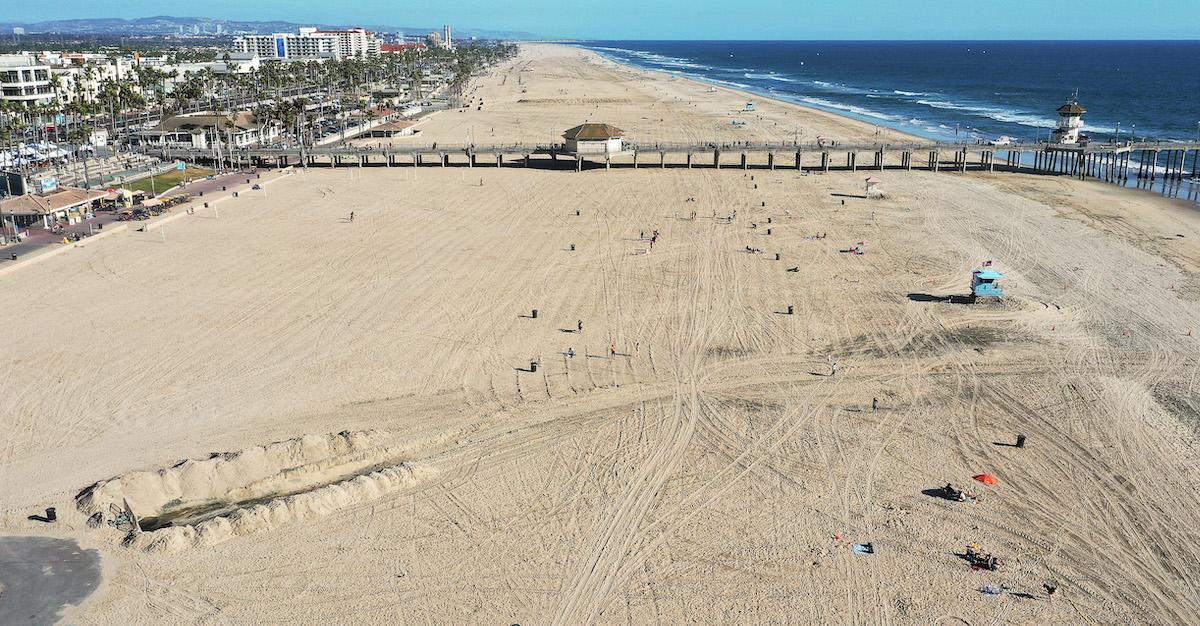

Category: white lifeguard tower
[865, 176, 884, 198]
[1051, 94, 1087, 145]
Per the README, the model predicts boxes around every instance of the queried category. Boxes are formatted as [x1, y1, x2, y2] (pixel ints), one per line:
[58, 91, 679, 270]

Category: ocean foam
[707, 78, 753, 90]
[799, 97, 902, 122]
[744, 73, 798, 83]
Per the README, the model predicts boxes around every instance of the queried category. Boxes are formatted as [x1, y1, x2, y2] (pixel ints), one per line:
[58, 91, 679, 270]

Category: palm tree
[67, 124, 94, 187]
[408, 64, 424, 101]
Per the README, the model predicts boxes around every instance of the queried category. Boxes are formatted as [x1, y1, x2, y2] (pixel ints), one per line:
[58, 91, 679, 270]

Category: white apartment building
[51, 60, 134, 105]
[0, 55, 55, 106]
[322, 28, 382, 58]
[233, 27, 381, 61]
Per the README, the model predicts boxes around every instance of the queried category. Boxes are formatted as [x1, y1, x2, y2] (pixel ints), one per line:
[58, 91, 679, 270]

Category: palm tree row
[0, 42, 518, 152]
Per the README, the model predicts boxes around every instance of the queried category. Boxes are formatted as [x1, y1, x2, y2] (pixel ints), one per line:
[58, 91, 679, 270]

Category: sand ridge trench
[75, 431, 432, 552]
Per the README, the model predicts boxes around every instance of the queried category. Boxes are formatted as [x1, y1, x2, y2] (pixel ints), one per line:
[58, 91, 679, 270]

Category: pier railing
[139, 139, 1200, 184]
[142, 139, 1200, 160]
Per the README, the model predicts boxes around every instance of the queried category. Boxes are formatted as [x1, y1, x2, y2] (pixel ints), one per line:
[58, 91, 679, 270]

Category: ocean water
[581, 41, 1200, 149]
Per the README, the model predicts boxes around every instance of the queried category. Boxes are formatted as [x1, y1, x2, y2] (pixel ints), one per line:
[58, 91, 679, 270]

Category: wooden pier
[147, 140, 1200, 183]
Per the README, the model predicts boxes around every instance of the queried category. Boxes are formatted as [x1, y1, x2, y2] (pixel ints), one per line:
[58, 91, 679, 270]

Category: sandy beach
[2, 43, 1200, 624]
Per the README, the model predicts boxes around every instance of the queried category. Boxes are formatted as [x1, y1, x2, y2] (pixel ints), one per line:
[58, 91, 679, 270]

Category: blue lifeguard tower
[970, 269, 1004, 301]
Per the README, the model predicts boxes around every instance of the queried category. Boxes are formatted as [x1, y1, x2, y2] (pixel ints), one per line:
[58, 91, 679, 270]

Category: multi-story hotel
[233, 27, 382, 61]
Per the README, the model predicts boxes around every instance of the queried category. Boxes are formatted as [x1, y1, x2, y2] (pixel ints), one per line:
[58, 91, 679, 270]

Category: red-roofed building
[1, 186, 105, 228]
[381, 43, 428, 53]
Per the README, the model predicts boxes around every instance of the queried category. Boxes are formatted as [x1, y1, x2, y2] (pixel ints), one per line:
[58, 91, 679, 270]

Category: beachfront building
[133, 112, 282, 150]
[366, 121, 419, 138]
[1051, 96, 1087, 145]
[0, 55, 55, 107]
[563, 123, 625, 155]
[0, 52, 143, 107]
[0, 185, 105, 230]
[233, 27, 381, 61]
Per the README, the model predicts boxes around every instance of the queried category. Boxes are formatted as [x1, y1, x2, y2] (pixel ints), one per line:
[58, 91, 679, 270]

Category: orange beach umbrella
[973, 474, 998, 486]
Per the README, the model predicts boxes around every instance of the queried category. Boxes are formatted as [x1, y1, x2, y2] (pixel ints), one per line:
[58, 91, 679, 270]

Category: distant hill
[0, 15, 531, 39]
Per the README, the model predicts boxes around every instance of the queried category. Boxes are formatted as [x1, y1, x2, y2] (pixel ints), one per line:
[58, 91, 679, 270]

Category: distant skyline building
[425, 25, 454, 50]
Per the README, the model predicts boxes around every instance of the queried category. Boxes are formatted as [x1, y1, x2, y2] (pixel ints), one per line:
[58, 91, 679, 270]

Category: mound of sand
[76, 431, 432, 552]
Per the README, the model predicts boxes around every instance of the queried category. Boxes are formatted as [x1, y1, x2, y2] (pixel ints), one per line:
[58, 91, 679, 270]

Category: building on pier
[563, 123, 624, 155]
[1051, 95, 1088, 145]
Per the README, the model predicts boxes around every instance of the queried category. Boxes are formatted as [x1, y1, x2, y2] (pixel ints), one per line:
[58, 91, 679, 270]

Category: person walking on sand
[577, 319, 583, 333]
[830, 361, 838, 376]
[872, 397, 878, 411]
[349, 211, 355, 222]
[610, 343, 617, 357]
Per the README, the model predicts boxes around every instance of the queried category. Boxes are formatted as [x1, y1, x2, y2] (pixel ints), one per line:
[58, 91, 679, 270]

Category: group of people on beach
[639, 229, 660, 250]
[564, 319, 625, 361]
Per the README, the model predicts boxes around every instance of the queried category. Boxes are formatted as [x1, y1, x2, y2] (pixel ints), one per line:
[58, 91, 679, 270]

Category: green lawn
[125, 166, 214, 196]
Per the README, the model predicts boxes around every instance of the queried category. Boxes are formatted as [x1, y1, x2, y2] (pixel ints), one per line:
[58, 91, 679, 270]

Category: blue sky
[18, 0, 1200, 39]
